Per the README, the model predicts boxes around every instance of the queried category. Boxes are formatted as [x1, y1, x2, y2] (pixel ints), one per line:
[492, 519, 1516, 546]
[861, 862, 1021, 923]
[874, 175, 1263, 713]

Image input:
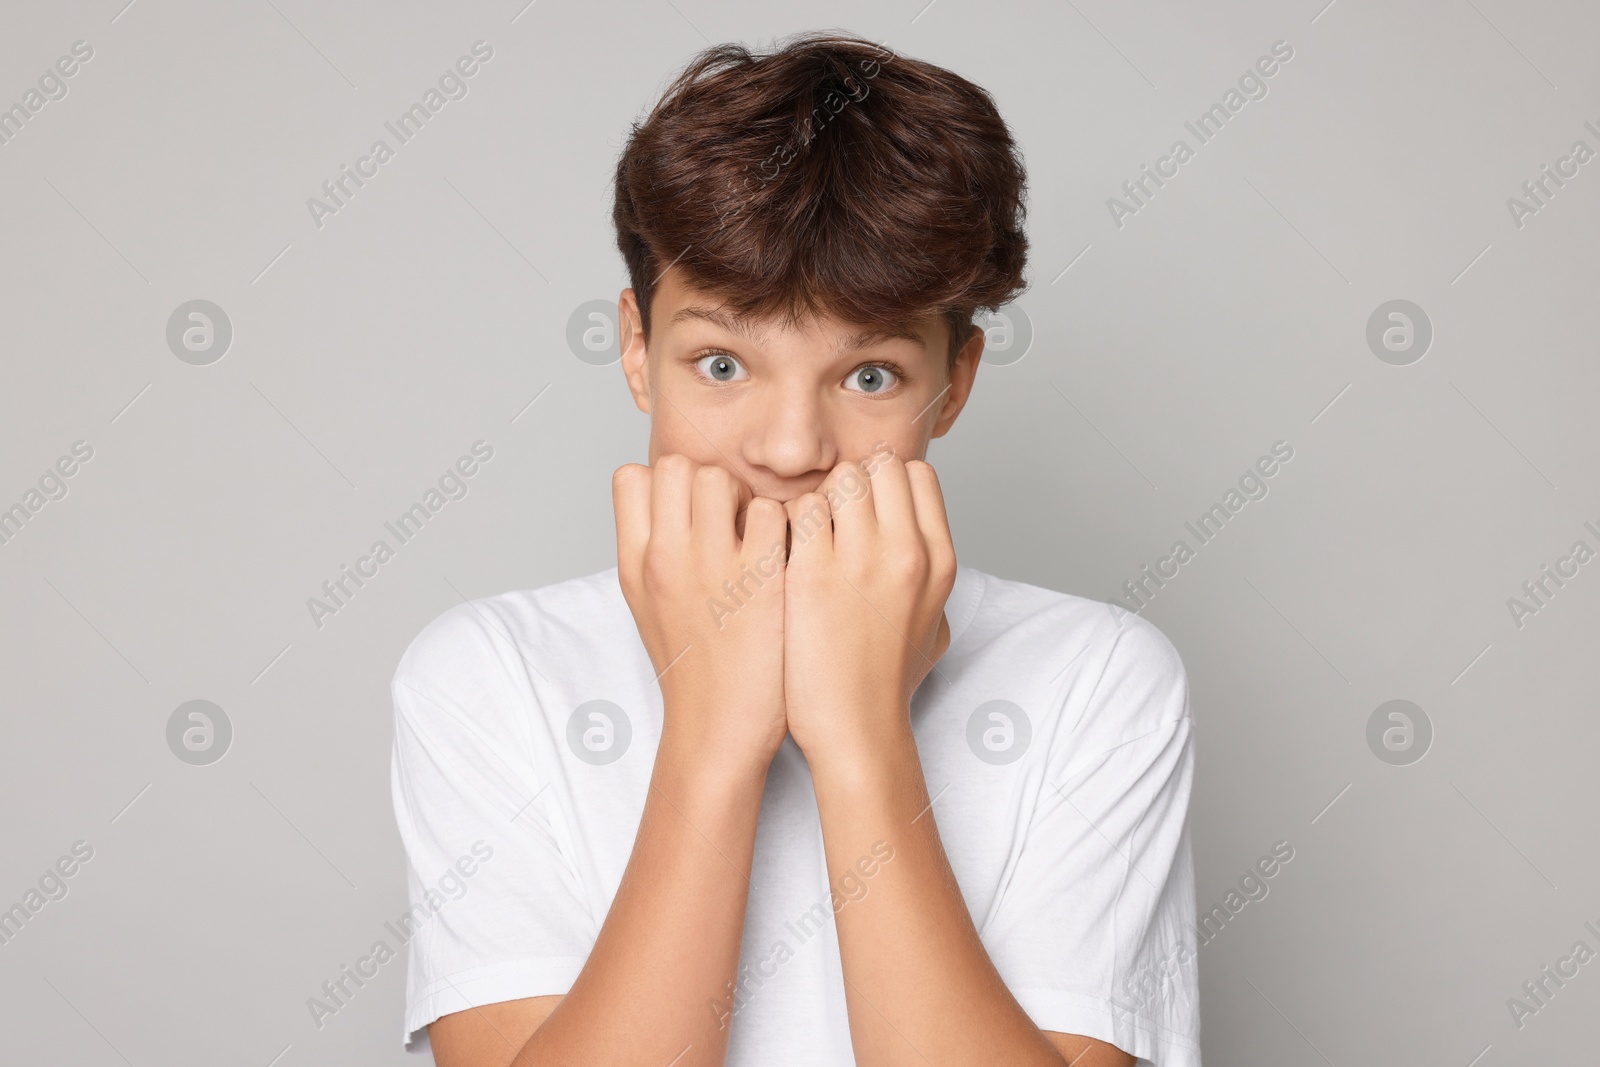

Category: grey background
[2, 0, 1596, 1063]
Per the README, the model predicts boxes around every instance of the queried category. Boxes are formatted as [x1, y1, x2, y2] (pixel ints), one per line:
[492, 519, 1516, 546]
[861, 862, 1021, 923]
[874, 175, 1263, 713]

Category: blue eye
[845, 364, 899, 394]
[695, 351, 747, 382]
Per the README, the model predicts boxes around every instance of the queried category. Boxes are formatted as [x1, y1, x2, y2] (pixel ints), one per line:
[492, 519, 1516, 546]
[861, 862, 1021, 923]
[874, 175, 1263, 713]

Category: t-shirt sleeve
[388, 601, 598, 1054]
[983, 611, 1201, 1067]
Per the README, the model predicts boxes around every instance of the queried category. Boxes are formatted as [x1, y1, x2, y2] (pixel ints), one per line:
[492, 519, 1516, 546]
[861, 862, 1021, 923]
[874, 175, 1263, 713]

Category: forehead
[653, 266, 930, 351]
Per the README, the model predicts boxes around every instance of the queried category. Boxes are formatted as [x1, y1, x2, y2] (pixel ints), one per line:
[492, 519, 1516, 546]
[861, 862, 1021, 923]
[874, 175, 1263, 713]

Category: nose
[742, 383, 833, 490]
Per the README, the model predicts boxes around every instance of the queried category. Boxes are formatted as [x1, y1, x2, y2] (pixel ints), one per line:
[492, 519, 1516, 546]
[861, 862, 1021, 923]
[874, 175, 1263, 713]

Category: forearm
[809, 720, 1068, 1067]
[516, 725, 768, 1067]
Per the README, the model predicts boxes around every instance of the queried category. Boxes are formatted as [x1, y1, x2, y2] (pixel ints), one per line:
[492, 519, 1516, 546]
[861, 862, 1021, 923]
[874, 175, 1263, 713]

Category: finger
[785, 492, 833, 562]
[740, 497, 788, 588]
[732, 471, 755, 543]
[865, 454, 917, 545]
[612, 463, 652, 584]
[650, 453, 694, 557]
[690, 464, 743, 560]
[821, 459, 875, 547]
[905, 460, 955, 566]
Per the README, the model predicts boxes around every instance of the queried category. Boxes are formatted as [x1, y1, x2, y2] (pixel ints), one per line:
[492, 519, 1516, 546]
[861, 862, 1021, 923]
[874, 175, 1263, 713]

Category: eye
[844, 363, 901, 395]
[693, 350, 748, 383]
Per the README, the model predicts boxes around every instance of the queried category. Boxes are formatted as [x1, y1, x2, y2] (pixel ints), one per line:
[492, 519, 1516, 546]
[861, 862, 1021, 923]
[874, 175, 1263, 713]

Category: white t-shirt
[389, 564, 1201, 1065]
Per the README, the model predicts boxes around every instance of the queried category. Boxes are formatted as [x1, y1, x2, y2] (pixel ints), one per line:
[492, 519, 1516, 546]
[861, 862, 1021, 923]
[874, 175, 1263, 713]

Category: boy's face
[618, 265, 983, 510]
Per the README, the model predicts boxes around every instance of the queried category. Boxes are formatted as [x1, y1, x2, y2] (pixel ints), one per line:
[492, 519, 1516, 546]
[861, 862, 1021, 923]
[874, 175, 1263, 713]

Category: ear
[929, 323, 983, 439]
[618, 288, 652, 415]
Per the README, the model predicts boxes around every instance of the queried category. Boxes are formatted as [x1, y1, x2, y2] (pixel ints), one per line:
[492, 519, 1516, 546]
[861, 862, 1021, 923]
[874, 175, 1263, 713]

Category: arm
[783, 455, 1135, 1067]
[431, 734, 771, 1067]
[430, 456, 792, 1066]
[806, 726, 1133, 1067]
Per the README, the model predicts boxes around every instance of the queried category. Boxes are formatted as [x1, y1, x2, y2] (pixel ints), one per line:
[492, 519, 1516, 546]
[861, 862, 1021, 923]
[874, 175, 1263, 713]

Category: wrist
[646, 728, 771, 862]
[795, 711, 917, 787]
[656, 718, 779, 791]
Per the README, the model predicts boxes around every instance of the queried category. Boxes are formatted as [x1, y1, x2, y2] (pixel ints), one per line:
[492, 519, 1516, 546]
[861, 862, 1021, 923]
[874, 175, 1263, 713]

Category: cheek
[650, 417, 694, 462]
[852, 428, 923, 467]
[650, 401, 734, 465]
[851, 401, 931, 460]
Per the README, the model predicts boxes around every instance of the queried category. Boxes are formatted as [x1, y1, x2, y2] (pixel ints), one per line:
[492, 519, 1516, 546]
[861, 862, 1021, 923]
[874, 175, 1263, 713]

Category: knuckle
[784, 496, 827, 542]
[839, 459, 868, 484]
[613, 463, 648, 489]
[641, 544, 673, 588]
[900, 548, 930, 581]
[747, 496, 783, 520]
[694, 464, 734, 491]
[877, 540, 926, 579]
[788, 492, 829, 523]
[656, 453, 691, 476]
[640, 556, 672, 588]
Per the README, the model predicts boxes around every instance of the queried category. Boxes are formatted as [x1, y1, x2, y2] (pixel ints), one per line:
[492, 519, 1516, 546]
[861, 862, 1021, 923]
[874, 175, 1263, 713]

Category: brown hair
[612, 30, 1029, 369]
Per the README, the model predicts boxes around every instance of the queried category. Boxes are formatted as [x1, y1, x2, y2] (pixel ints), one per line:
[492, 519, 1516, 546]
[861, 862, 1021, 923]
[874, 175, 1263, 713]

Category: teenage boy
[391, 31, 1199, 1067]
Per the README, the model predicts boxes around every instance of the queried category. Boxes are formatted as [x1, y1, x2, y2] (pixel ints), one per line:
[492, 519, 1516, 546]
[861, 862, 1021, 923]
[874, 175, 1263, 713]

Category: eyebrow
[668, 304, 926, 354]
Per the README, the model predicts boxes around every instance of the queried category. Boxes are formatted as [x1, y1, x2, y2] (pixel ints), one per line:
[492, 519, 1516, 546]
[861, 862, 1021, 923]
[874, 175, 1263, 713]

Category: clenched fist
[613, 455, 790, 773]
[781, 454, 956, 767]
